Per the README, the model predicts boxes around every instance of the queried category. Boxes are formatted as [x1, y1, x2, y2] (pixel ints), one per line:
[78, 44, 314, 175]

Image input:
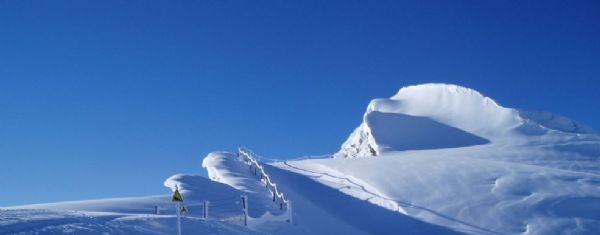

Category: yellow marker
[172, 187, 183, 202]
[180, 206, 188, 213]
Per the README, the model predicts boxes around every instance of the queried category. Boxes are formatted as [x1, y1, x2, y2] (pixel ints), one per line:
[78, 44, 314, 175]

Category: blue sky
[1, 0, 599, 206]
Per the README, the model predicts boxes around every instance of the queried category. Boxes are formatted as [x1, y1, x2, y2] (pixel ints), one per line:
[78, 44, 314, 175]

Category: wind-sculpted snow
[336, 83, 596, 158]
[164, 174, 240, 201]
[372, 84, 523, 137]
[202, 152, 269, 194]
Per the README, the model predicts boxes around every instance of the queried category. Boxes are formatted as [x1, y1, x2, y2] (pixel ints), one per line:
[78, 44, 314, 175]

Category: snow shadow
[367, 111, 489, 151]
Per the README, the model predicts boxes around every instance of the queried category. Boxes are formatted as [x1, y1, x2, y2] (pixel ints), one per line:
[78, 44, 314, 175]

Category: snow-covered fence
[174, 147, 292, 226]
[238, 147, 291, 213]
[240, 149, 331, 163]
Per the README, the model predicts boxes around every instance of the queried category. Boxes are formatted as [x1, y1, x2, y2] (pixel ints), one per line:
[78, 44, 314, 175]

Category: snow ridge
[336, 83, 595, 158]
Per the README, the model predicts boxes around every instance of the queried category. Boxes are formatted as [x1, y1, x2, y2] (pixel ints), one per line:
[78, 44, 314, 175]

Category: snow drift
[335, 83, 595, 158]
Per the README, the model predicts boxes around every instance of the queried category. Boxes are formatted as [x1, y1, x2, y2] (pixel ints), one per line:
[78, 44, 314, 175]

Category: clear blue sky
[1, 1, 599, 206]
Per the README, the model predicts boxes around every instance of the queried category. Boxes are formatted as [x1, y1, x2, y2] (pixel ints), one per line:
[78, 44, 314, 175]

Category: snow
[335, 83, 595, 158]
[372, 84, 523, 138]
[202, 151, 266, 193]
[2, 83, 599, 235]
[518, 109, 597, 134]
[275, 143, 600, 234]
[1, 174, 263, 235]
[0, 209, 263, 235]
[367, 111, 489, 152]
[293, 83, 600, 234]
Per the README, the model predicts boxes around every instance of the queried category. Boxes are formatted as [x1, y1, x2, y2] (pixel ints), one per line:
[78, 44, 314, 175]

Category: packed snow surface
[2, 83, 599, 235]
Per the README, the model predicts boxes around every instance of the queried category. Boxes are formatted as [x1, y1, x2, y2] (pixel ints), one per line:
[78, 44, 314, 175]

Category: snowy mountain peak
[336, 83, 595, 158]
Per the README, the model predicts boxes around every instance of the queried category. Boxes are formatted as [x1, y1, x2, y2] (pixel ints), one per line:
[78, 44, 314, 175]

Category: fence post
[287, 200, 293, 224]
[203, 201, 209, 219]
[241, 195, 248, 226]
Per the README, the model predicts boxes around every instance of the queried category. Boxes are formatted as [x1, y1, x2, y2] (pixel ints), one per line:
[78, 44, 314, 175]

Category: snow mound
[201, 151, 290, 218]
[336, 83, 595, 158]
[202, 151, 271, 194]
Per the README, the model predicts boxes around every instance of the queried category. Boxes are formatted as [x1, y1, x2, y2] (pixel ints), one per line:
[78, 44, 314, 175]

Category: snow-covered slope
[203, 151, 460, 235]
[276, 142, 600, 234]
[276, 83, 600, 234]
